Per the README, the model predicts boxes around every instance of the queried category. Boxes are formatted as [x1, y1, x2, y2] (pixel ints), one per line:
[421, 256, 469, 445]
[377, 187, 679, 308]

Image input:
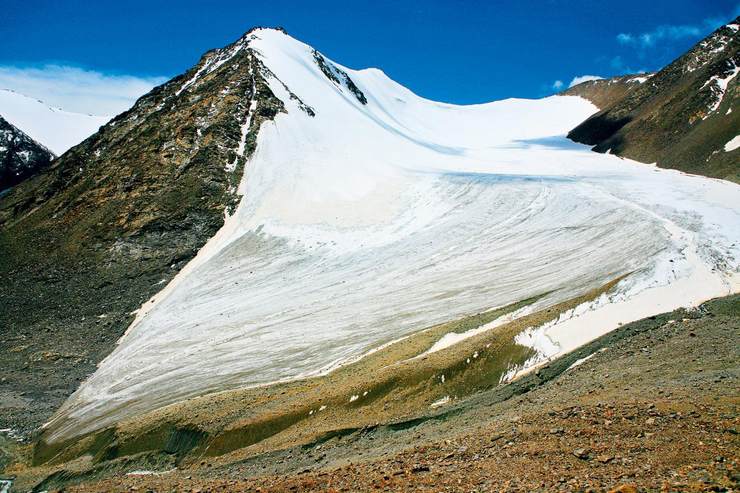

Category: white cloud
[617, 24, 702, 48]
[616, 10, 740, 51]
[552, 80, 564, 91]
[569, 75, 604, 88]
[0, 65, 168, 116]
[616, 33, 633, 44]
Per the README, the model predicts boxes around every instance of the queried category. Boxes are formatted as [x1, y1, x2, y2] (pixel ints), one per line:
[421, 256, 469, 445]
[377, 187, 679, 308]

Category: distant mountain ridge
[0, 115, 54, 190]
[0, 89, 109, 156]
[567, 17, 740, 182]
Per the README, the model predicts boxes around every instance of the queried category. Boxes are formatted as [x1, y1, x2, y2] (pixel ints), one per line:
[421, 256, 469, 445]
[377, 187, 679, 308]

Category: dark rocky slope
[568, 18, 740, 182]
[0, 28, 288, 437]
[0, 115, 54, 191]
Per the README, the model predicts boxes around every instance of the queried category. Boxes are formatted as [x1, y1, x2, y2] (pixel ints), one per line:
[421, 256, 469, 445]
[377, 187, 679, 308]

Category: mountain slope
[0, 115, 54, 190]
[26, 294, 740, 493]
[27, 29, 738, 447]
[0, 89, 110, 155]
[0, 28, 285, 437]
[568, 18, 740, 182]
[0, 28, 737, 474]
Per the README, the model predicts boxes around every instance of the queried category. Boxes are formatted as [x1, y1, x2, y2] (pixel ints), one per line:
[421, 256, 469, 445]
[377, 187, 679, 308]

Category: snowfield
[45, 29, 740, 441]
[0, 89, 109, 155]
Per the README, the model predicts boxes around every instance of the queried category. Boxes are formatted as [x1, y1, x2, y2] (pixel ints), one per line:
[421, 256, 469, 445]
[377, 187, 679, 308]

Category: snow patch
[567, 348, 608, 371]
[724, 135, 740, 152]
[430, 396, 451, 408]
[226, 67, 257, 173]
[176, 39, 249, 96]
[627, 75, 650, 84]
[568, 75, 604, 88]
[702, 63, 740, 117]
[421, 304, 535, 356]
[126, 469, 175, 476]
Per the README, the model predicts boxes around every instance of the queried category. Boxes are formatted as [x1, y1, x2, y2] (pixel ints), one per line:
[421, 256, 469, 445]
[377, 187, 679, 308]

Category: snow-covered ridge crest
[174, 27, 368, 111]
[44, 27, 740, 442]
[0, 88, 109, 155]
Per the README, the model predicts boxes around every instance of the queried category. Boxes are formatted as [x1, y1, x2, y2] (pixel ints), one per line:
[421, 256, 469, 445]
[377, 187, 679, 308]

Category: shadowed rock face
[0, 28, 284, 436]
[567, 18, 740, 182]
[0, 115, 54, 191]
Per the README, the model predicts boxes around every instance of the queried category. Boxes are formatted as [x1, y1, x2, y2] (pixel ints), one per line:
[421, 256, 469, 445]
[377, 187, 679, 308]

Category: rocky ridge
[567, 18, 740, 181]
[562, 74, 653, 111]
[0, 28, 294, 437]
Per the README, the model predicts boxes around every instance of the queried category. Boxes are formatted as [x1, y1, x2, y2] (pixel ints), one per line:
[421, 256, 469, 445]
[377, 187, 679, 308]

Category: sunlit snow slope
[47, 29, 740, 441]
[0, 89, 109, 155]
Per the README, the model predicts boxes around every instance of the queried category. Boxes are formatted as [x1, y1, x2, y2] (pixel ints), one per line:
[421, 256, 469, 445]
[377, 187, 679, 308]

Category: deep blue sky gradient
[2, 0, 738, 103]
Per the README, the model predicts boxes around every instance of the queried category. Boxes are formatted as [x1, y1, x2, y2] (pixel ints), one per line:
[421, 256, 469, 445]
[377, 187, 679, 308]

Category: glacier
[45, 29, 740, 441]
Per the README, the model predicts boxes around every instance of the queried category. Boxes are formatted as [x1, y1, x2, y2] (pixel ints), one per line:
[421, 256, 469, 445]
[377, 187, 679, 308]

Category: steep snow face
[0, 89, 110, 155]
[47, 29, 740, 441]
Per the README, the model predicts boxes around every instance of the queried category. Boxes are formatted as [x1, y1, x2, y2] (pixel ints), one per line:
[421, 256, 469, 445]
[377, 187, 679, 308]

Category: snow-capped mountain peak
[28, 25, 738, 445]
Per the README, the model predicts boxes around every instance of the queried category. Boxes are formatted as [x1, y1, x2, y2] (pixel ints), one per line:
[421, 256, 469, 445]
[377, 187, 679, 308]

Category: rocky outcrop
[568, 18, 740, 182]
[313, 50, 368, 104]
[0, 115, 54, 191]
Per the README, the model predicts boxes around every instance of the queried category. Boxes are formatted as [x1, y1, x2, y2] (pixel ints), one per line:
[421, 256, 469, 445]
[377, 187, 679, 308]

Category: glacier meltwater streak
[45, 29, 740, 441]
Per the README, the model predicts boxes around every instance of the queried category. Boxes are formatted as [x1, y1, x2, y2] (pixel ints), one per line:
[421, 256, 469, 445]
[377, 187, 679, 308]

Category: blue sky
[1, 0, 738, 113]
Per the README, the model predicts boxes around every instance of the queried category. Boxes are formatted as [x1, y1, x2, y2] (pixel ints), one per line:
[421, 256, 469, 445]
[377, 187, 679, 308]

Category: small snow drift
[0, 89, 110, 155]
[44, 28, 740, 442]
